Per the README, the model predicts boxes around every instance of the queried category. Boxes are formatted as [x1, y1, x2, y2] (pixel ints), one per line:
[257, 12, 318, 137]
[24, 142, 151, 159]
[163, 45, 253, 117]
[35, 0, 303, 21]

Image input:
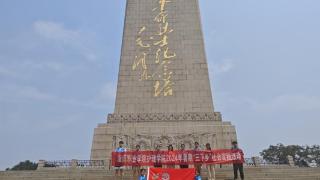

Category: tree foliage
[260, 144, 320, 167]
[7, 160, 38, 171]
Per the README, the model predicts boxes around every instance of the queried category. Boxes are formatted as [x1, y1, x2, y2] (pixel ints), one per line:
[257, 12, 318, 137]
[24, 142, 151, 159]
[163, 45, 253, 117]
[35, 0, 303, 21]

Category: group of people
[114, 141, 244, 180]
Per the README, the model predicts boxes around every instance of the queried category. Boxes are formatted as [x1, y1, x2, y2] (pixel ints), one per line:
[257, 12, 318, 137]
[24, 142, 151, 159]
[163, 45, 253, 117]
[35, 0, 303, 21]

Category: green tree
[9, 160, 38, 171]
[260, 144, 319, 167]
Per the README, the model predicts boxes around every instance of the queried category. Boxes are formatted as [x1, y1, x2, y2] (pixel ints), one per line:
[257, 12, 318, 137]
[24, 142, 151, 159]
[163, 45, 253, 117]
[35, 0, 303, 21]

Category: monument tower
[91, 0, 237, 161]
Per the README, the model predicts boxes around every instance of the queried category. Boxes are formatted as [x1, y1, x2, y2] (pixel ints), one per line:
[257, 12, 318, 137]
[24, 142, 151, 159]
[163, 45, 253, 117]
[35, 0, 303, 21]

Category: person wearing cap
[231, 141, 244, 180]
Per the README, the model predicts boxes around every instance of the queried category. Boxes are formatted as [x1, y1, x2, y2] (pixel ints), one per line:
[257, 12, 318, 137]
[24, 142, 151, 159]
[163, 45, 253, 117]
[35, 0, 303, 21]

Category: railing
[41, 160, 105, 169]
[77, 160, 105, 168]
[244, 158, 255, 166]
[244, 157, 289, 167]
[44, 160, 72, 168]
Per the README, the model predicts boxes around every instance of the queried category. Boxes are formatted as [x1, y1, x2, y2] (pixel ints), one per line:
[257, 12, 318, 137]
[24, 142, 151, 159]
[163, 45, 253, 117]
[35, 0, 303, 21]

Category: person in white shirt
[115, 141, 126, 178]
[194, 142, 202, 175]
[205, 143, 215, 180]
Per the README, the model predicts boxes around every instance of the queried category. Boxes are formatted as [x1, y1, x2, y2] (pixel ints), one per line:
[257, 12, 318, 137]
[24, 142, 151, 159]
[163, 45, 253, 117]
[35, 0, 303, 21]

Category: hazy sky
[0, 0, 320, 170]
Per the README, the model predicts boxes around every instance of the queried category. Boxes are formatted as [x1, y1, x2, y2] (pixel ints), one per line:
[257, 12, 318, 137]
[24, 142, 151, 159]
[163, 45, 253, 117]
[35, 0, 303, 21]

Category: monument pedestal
[90, 112, 237, 162]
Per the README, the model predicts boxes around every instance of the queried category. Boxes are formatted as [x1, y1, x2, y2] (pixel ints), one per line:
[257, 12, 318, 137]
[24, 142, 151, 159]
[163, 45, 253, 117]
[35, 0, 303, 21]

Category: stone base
[3, 166, 320, 180]
[90, 112, 237, 162]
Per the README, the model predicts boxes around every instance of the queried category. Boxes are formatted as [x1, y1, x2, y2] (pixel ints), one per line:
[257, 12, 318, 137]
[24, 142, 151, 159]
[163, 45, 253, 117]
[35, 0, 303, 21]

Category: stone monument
[90, 0, 237, 162]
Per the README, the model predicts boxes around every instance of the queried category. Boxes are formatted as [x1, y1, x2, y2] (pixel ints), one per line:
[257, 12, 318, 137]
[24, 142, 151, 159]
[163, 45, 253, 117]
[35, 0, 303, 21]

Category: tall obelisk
[91, 0, 237, 162]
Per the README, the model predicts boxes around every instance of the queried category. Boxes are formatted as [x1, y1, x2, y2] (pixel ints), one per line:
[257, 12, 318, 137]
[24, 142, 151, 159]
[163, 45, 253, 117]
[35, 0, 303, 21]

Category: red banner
[148, 168, 195, 180]
[112, 149, 244, 167]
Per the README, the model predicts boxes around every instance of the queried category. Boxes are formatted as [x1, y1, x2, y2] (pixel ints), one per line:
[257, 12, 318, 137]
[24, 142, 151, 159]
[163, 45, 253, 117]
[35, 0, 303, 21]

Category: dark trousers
[233, 163, 244, 180]
[179, 165, 188, 168]
[154, 164, 162, 168]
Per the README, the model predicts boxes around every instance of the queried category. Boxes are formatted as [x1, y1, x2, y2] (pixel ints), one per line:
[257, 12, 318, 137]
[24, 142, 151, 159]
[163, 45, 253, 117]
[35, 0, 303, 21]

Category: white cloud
[255, 94, 320, 112]
[0, 85, 56, 103]
[84, 53, 97, 62]
[0, 61, 66, 82]
[210, 58, 235, 75]
[33, 20, 98, 62]
[0, 66, 18, 78]
[33, 21, 79, 43]
[214, 92, 320, 114]
[0, 84, 105, 110]
[98, 82, 117, 101]
[22, 61, 64, 71]
[18, 86, 55, 101]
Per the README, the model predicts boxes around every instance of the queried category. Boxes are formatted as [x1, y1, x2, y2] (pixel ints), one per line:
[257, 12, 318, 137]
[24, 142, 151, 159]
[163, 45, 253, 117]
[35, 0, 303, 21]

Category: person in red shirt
[132, 144, 141, 178]
[231, 141, 244, 180]
[167, 144, 175, 168]
[154, 144, 162, 168]
[179, 144, 189, 168]
[193, 142, 202, 175]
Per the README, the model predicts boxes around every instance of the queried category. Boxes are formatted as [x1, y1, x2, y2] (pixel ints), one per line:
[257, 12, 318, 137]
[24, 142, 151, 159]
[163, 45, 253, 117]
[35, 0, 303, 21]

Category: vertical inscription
[132, 0, 176, 97]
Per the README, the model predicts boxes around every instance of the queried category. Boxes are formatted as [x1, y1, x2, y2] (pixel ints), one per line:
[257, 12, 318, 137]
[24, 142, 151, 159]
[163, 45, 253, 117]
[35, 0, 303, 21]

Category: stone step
[1, 167, 319, 180]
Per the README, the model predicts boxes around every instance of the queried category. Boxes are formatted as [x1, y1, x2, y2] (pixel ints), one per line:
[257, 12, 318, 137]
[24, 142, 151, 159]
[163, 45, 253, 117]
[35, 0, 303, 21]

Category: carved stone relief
[107, 112, 222, 123]
[112, 133, 217, 151]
